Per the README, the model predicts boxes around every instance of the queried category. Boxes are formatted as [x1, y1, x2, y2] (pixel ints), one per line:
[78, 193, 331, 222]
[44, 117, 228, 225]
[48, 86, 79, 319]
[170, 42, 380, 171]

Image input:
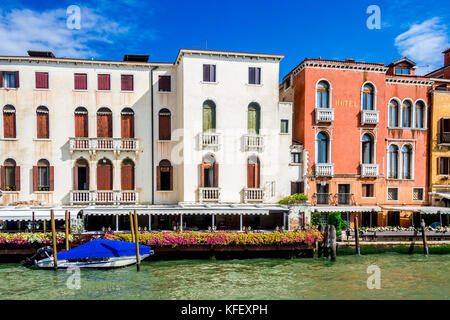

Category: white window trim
[1, 104, 17, 140]
[387, 187, 400, 201]
[96, 73, 112, 92]
[35, 105, 51, 140]
[413, 99, 427, 130]
[315, 129, 332, 164]
[34, 70, 50, 90]
[360, 81, 377, 111]
[361, 183, 376, 198]
[248, 66, 262, 85]
[400, 98, 414, 129]
[412, 187, 425, 202]
[120, 73, 135, 92]
[360, 131, 377, 164]
[315, 78, 333, 109]
[202, 64, 217, 84]
[388, 97, 402, 129]
[387, 143, 400, 179]
[73, 73, 88, 91]
[157, 74, 172, 93]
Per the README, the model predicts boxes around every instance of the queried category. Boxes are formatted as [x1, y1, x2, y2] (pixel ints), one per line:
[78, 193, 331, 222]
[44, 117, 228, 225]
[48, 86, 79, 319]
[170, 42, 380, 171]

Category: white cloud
[0, 7, 129, 58]
[395, 17, 449, 75]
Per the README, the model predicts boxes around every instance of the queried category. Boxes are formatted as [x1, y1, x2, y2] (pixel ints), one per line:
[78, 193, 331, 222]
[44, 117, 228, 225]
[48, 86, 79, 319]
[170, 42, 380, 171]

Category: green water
[0, 254, 449, 300]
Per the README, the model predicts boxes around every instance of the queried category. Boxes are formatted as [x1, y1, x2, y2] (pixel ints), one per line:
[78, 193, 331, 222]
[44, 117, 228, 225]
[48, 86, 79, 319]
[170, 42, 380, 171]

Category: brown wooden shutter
[200, 163, 205, 187]
[37, 112, 49, 139]
[97, 164, 112, 190]
[0, 166, 4, 190]
[213, 163, 219, 187]
[32, 166, 38, 191]
[156, 166, 161, 191]
[159, 114, 171, 140]
[291, 182, 295, 195]
[14, 71, 19, 88]
[121, 75, 133, 91]
[36, 72, 48, 89]
[121, 114, 134, 138]
[75, 114, 88, 137]
[0, 72, 3, 87]
[169, 166, 173, 190]
[158, 76, 171, 92]
[74, 73, 87, 90]
[255, 163, 260, 188]
[3, 112, 16, 138]
[73, 166, 78, 190]
[98, 74, 110, 90]
[49, 166, 54, 191]
[97, 114, 112, 138]
[121, 165, 134, 190]
[15, 166, 20, 191]
[247, 163, 254, 188]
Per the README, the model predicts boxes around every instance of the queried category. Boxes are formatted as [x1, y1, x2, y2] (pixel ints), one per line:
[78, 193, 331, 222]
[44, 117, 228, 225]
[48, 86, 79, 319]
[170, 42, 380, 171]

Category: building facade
[0, 49, 296, 232]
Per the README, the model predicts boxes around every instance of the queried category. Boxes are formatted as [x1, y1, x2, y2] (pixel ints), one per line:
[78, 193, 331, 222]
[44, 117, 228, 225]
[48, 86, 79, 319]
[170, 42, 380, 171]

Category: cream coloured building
[0, 49, 300, 232]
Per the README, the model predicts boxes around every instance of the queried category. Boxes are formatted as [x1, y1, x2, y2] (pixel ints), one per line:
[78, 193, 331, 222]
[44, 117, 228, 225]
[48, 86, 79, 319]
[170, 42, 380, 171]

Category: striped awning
[381, 206, 450, 214]
[83, 207, 270, 216]
[311, 206, 381, 213]
[0, 209, 80, 221]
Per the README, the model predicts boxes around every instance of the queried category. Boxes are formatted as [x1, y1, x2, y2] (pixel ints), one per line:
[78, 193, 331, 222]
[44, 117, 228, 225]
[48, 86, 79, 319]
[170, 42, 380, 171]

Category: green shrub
[327, 211, 344, 236]
[311, 211, 323, 227]
[278, 193, 308, 205]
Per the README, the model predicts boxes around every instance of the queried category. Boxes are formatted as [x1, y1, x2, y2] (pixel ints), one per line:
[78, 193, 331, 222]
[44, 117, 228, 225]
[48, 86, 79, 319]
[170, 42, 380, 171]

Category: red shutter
[158, 76, 171, 92]
[97, 114, 112, 138]
[169, 166, 173, 191]
[3, 112, 16, 138]
[74, 73, 87, 90]
[121, 165, 134, 190]
[98, 74, 110, 90]
[33, 166, 38, 191]
[75, 114, 88, 137]
[15, 166, 20, 191]
[247, 163, 254, 188]
[14, 71, 19, 88]
[37, 112, 49, 139]
[121, 114, 134, 138]
[0, 166, 4, 190]
[36, 72, 48, 89]
[213, 163, 219, 187]
[255, 163, 260, 188]
[97, 164, 112, 190]
[159, 114, 171, 140]
[121, 75, 133, 91]
[156, 166, 161, 191]
[49, 166, 54, 191]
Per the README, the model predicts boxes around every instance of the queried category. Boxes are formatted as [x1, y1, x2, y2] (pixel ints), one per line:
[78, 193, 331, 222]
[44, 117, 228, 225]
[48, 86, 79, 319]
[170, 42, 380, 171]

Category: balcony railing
[199, 187, 220, 202]
[315, 163, 334, 177]
[315, 193, 330, 205]
[361, 163, 379, 177]
[439, 132, 450, 144]
[361, 110, 379, 125]
[243, 188, 264, 203]
[69, 138, 139, 153]
[70, 190, 138, 205]
[200, 132, 220, 149]
[337, 193, 352, 205]
[244, 134, 264, 151]
[315, 108, 334, 123]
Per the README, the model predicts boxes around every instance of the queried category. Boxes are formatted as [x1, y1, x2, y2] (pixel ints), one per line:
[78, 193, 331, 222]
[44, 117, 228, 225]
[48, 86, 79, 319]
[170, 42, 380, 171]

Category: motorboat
[24, 239, 153, 269]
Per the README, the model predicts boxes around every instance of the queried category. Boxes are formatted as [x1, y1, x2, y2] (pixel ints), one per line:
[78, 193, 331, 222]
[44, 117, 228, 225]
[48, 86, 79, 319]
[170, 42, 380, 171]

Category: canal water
[0, 254, 449, 300]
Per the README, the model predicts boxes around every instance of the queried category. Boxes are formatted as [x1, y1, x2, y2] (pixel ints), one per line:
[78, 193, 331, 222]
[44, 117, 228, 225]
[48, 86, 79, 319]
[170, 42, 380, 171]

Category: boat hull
[36, 253, 152, 269]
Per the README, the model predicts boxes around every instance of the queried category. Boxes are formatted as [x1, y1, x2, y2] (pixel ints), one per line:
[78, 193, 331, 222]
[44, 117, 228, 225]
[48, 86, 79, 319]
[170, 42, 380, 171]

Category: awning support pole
[148, 214, 152, 231]
[212, 214, 215, 228]
[240, 214, 243, 232]
[115, 215, 119, 232]
[180, 214, 183, 232]
[439, 211, 442, 226]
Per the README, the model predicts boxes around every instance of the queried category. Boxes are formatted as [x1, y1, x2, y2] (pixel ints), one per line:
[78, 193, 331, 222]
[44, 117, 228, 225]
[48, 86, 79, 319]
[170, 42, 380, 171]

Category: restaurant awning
[0, 208, 80, 221]
[310, 206, 381, 213]
[381, 206, 450, 214]
[433, 192, 450, 200]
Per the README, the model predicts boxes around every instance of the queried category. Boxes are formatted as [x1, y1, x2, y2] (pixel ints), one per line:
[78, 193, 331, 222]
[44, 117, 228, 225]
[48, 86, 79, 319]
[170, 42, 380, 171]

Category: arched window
[389, 100, 399, 127]
[202, 100, 216, 132]
[415, 101, 425, 129]
[201, 154, 218, 188]
[247, 155, 260, 188]
[1, 158, 19, 191]
[361, 134, 374, 164]
[33, 159, 53, 191]
[3, 105, 16, 138]
[121, 159, 135, 190]
[121, 108, 134, 138]
[157, 159, 172, 191]
[362, 84, 375, 110]
[74, 158, 89, 191]
[388, 145, 399, 179]
[97, 158, 113, 190]
[74, 107, 88, 138]
[316, 132, 329, 163]
[97, 107, 112, 138]
[36, 106, 49, 139]
[402, 100, 412, 128]
[158, 108, 171, 140]
[248, 102, 261, 134]
[401, 145, 412, 179]
[316, 81, 330, 108]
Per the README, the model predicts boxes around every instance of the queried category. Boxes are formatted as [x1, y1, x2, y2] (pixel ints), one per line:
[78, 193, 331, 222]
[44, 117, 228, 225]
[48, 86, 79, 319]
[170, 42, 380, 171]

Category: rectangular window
[362, 184, 375, 197]
[438, 157, 450, 175]
[291, 152, 301, 164]
[74, 73, 87, 90]
[291, 182, 304, 195]
[1, 71, 19, 88]
[413, 188, 424, 201]
[439, 118, 450, 143]
[158, 75, 171, 92]
[249, 67, 261, 85]
[35, 72, 49, 89]
[338, 184, 351, 204]
[280, 119, 289, 133]
[387, 188, 399, 201]
[98, 74, 111, 90]
[121, 74, 133, 91]
[395, 68, 410, 75]
[38, 167, 49, 188]
[203, 64, 216, 82]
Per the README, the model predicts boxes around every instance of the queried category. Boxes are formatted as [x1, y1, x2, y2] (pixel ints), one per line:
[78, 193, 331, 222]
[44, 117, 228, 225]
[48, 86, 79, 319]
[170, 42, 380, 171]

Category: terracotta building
[280, 56, 442, 227]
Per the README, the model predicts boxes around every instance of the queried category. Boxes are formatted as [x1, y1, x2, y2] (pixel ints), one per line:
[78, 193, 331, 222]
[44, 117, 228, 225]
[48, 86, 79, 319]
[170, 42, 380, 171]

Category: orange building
[280, 57, 434, 227]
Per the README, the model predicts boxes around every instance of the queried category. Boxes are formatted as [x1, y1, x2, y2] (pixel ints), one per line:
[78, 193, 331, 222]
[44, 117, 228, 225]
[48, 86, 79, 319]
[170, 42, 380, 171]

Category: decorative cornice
[386, 77, 433, 86]
[291, 60, 388, 77]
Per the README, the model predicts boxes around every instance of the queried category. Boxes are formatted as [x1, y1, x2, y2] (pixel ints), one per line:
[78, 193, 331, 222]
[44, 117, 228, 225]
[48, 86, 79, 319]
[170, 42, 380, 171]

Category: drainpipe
[150, 66, 158, 205]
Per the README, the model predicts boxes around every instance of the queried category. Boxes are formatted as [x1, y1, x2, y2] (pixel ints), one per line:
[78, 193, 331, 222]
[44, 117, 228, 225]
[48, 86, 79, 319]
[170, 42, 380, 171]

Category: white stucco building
[0, 49, 299, 232]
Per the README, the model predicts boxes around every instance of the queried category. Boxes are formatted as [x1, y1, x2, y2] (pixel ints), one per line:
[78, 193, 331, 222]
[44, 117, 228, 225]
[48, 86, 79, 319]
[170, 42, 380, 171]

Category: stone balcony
[244, 134, 264, 151]
[70, 190, 138, 205]
[315, 163, 334, 177]
[315, 108, 334, 123]
[199, 187, 220, 202]
[69, 138, 139, 154]
[361, 163, 379, 177]
[200, 132, 220, 149]
[361, 110, 379, 125]
[243, 188, 264, 203]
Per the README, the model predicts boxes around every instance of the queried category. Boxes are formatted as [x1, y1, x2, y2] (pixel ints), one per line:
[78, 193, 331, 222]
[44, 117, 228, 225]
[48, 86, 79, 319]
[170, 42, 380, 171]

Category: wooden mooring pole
[65, 210, 70, 251]
[421, 219, 429, 255]
[329, 225, 337, 261]
[323, 225, 329, 258]
[43, 219, 46, 233]
[317, 225, 323, 258]
[354, 215, 360, 255]
[134, 210, 141, 272]
[50, 209, 58, 270]
[129, 212, 135, 242]
[32, 212, 35, 233]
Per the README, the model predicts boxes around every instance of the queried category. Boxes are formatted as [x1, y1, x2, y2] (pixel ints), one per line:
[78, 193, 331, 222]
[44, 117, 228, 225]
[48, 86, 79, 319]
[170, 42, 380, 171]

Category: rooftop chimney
[27, 50, 55, 58]
[123, 54, 149, 62]
[444, 48, 450, 67]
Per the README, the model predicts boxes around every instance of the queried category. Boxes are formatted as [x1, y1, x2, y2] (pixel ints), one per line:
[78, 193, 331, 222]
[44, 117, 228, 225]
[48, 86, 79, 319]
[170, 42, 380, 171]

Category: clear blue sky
[0, 0, 449, 77]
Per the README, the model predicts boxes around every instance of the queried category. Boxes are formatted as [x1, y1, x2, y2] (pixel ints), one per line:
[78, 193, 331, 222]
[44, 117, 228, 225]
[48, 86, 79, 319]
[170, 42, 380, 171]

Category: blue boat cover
[57, 239, 152, 260]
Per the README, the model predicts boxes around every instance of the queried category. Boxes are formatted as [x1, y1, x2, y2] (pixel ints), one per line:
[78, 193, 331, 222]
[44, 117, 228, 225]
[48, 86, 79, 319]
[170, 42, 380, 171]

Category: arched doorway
[97, 158, 113, 190]
[247, 155, 260, 188]
[121, 158, 135, 190]
[74, 158, 89, 190]
[201, 154, 218, 188]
